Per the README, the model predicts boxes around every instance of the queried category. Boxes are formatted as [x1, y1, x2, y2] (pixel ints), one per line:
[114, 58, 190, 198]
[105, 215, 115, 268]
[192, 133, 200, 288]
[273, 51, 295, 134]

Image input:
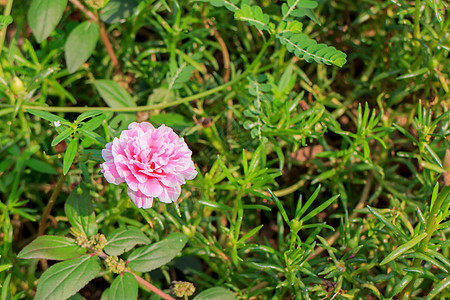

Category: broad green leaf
[380, 232, 427, 265]
[65, 183, 97, 237]
[63, 138, 78, 175]
[18, 236, 85, 260]
[193, 287, 236, 300]
[127, 233, 188, 272]
[109, 273, 138, 300]
[26, 109, 70, 125]
[150, 113, 194, 131]
[65, 21, 100, 73]
[94, 80, 136, 108]
[104, 226, 150, 256]
[35, 255, 100, 300]
[101, 0, 138, 24]
[27, 0, 68, 42]
[25, 158, 58, 175]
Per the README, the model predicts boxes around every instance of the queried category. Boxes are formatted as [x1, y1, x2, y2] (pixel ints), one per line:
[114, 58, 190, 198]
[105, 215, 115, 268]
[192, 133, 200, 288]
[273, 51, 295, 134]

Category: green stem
[7, 35, 274, 114]
[37, 173, 67, 236]
[0, 0, 14, 77]
[400, 186, 450, 298]
[413, 0, 421, 39]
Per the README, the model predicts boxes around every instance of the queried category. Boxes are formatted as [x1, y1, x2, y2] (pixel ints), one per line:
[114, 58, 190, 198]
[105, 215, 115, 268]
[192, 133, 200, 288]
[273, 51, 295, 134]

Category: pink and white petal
[101, 161, 124, 185]
[139, 178, 163, 197]
[127, 188, 154, 208]
[158, 185, 181, 203]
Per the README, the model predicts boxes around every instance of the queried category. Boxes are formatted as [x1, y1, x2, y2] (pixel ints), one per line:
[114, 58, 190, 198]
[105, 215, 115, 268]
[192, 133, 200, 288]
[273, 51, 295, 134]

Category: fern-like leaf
[197, 0, 239, 12]
[276, 32, 347, 67]
[278, 20, 303, 34]
[235, 4, 270, 31]
[281, 0, 320, 25]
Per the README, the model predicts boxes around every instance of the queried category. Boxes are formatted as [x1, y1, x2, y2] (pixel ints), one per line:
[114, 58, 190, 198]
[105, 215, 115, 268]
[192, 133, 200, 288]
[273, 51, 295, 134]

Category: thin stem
[68, 0, 122, 75]
[97, 14, 122, 75]
[0, 0, 14, 77]
[10, 36, 273, 114]
[126, 270, 176, 300]
[38, 173, 67, 236]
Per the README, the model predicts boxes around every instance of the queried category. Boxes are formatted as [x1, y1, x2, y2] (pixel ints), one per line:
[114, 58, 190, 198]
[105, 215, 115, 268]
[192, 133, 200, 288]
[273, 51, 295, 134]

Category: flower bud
[171, 281, 195, 298]
[105, 256, 126, 274]
[10, 77, 24, 95]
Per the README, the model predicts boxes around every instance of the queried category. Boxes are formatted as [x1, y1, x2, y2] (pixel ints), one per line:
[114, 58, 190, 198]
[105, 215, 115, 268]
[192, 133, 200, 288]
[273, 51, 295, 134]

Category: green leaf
[65, 183, 97, 237]
[76, 110, 103, 122]
[198, 0, 239, 12]
[18, 236, 86, 260]
[27, 0, 68, 42]
[380, 232, 427, 265]
[94, 80, 136, 108]
[100, 0, 138, 24]
[81, 115, 105, 131]
[300, 194, 339, 223]
[65, 21, 100, 73]
[296, 185, 321, 219]
[367, 206, 407, 239]
[389, 274, 413, 297]
[127, 233, 188, 272]
[27, 109, 70, 125]
[51, 127, 73, 147]
[109, 273, 138, 300]
[35, 255, 100, 300]
[150, 113, 194, 131]
[25, 158, 58, 175]
[276, 32, 347, 67]
[63, 138, 78, 175]
[104, 226, 150, 256]
[427, 276, 450, 299]
[193, 287, 236, 300]
[235, 4, 270, 31]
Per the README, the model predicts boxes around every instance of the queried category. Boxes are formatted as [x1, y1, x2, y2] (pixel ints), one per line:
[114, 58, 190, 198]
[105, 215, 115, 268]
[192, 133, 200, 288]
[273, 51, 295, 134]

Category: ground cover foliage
[0, 0, 449, 299]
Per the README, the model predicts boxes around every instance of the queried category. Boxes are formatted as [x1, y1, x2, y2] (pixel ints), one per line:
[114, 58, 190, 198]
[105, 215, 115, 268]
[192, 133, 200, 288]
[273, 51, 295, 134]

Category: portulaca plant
[18, 111, 232, 300]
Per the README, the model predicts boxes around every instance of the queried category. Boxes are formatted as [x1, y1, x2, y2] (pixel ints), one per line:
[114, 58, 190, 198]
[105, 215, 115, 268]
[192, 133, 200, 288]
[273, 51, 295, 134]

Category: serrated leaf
[127, 233, 188, 272]
[27, 0, 68, 42]
[94, 80, 136, 108]
[277, 32, 346, 67]
[35, 255, 100, 300]
[235, 4, 270, 31]
[193, 287, 236, 300]
[65, 21, 100, 73]
[18, 236, 86, 260]
[109, 273, 138, 300]
[65, 183, 97, 237]
[104, 226, 150, 256]
[100, 0, 138, 24]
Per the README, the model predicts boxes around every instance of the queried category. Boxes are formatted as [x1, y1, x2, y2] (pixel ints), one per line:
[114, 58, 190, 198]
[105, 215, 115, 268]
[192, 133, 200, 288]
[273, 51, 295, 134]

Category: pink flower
[101, 122, 197, 208]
